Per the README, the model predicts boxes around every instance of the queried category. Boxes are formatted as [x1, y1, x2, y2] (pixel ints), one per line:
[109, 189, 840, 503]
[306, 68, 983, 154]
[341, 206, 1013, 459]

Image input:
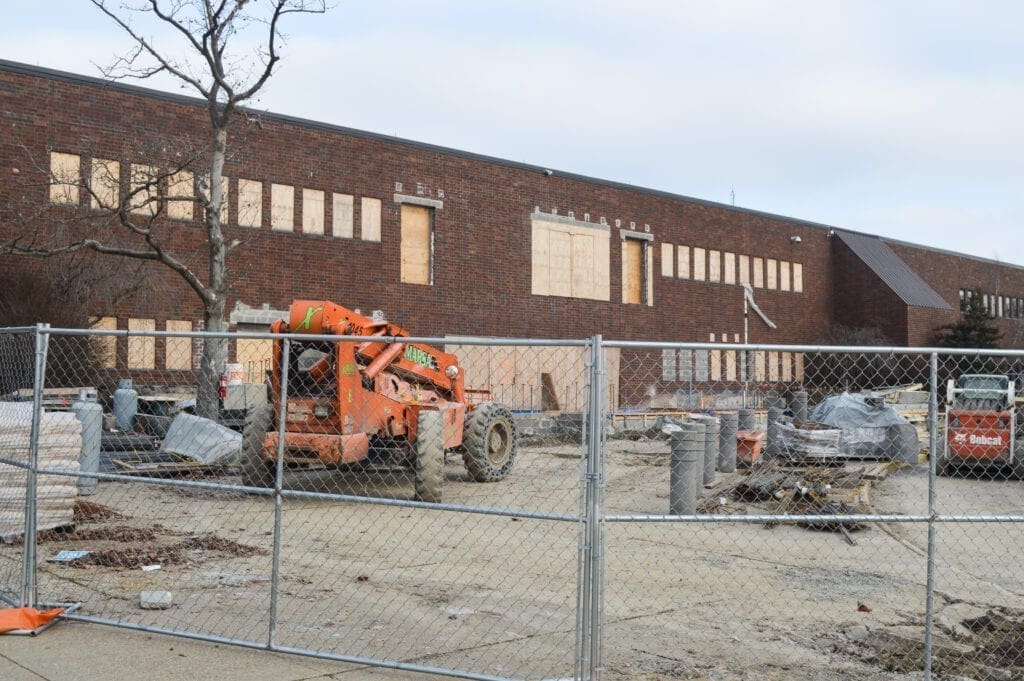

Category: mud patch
[73, 500, 124, 523]
[66, 533, 263, 569]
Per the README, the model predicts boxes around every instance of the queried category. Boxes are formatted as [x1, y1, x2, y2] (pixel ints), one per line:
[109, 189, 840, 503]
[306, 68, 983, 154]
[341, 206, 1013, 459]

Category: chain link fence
[2, 326, 1023, 679]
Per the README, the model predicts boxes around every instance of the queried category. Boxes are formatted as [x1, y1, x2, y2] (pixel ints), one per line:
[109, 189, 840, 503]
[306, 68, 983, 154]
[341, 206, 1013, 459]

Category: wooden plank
[400, 204, 431, 284]
[332, 193, 354, 238]
[270, 183, 294, 231]
[548, 230, 571, 296]
[571, 233, 595, 298]
[360, 197, 381, 241]
[622, 239, 642, 304]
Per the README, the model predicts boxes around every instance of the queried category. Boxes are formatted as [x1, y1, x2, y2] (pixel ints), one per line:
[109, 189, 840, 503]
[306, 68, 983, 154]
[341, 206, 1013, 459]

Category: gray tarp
[159, 413, 242, 464]
[810, 392, 920, 462]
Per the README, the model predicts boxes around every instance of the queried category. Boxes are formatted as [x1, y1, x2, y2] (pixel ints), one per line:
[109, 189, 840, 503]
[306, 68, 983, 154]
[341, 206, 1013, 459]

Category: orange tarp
[0, 606, 65, 634]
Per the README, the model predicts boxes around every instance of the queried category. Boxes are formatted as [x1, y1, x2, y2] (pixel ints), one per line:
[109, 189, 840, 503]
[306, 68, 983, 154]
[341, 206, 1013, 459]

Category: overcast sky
[4, 1, 1023, 265]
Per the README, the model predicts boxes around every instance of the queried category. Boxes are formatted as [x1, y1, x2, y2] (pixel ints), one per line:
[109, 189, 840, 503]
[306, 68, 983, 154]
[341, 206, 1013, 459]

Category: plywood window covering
[361, 197, 382, 241]
[693, 247, 706, 281]
[622, 239, 643, 304]
[531, 216, 610, 301]
[237, 179, 262, 228]
[660, 242, 674, 277]
[332, 193, 354, 238]
[694, 349, 709, 381]
[271, 183, 294, 231]
[90, 316, 117, 369]
[754, 351, 766, 381]
[236, 338, 273, 383]
[677, 246, 690, 279]
[768, 351, 779, 381]
[49, 152, 80, 205]
[165, 320, 193, 370]
[724, 252, 736, 284]
[708, 250, 722, 282]
[127, 318, 156, 370]
[725, 349, 736, 381]
[400, 204, 433, 285]
[781, 352, 793, 381]
[130, 164, 159, 216]
[89, 158, 120, 210]
[167, 170, 194, 221]
[766, 258, 778, 290]
[780, 261, 791, 292]
[709, 333, 722, 381]
[302, 188, 325, 235]
[753, 257, 764, 288]
[795, 353, 805, 381]
[739, 254, 750, 284]
[793, 262, 803, 292]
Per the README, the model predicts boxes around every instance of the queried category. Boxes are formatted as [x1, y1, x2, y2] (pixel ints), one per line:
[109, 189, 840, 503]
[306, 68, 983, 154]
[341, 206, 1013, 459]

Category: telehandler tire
[414, 410, 444, 503]
[240, 404, 276, 489]
[461, 402, 517, 482]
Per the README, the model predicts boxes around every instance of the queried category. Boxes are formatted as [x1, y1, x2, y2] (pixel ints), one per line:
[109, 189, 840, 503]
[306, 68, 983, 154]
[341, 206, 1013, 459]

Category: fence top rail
[39, 327, 591, 347]
[0, 326, 38, 334]
[603, 339, 1024, 357]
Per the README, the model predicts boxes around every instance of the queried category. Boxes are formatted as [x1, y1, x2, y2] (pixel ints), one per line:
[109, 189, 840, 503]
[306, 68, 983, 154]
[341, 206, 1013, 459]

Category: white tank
[113, 378, 137, 431]
[71, 389, 102, 495]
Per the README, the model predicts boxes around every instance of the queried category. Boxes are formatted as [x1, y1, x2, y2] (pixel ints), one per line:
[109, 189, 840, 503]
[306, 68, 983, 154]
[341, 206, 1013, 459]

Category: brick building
[3, 58, 1024, 389]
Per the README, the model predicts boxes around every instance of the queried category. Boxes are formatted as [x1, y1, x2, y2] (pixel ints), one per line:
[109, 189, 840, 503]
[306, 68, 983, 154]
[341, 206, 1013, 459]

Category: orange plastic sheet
[0, 606, 65, 634]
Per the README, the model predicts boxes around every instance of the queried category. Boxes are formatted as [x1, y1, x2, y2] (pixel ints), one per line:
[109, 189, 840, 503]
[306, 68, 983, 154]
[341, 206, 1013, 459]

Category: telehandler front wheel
[240, 404, 276, 489]
[462, 402, 517, 482]
[414, 410, 444, 503]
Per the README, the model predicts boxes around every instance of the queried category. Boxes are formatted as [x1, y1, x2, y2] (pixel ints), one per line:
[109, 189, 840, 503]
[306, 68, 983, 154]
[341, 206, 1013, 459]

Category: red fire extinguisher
[218, 374, 228, 400]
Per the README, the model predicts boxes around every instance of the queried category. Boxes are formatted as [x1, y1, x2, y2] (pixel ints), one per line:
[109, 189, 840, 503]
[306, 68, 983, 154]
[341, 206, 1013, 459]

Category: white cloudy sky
[4, 1, 1023, 265]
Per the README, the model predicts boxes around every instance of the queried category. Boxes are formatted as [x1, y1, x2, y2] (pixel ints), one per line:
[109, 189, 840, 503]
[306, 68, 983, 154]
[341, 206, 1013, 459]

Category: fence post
[268, 337, 291, 650]
[923, 351, 938, 680]
[589, 336, 605, 681]
[20, 323, 49, 608]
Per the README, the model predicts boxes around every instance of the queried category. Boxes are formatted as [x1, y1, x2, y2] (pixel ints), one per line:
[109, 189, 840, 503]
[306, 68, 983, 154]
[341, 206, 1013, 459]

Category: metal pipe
[268, 338, 291, 649]
[20, 323, 49, 608]
[590, 337, 606, 681]
[924, 352, 938, 680]
[364, 341, 405, 379]
[604, 513, 933, 523]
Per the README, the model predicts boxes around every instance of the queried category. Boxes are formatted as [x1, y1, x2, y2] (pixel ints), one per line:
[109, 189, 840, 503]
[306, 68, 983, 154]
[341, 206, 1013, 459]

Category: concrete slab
[0, 621, 427, 681]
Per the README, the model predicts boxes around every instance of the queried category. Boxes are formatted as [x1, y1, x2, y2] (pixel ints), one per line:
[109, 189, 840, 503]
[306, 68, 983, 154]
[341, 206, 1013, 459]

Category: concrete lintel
[619, 229, 653, 241]
[394, 193, 443, 209]
[229, 302, 287, 326]
[531, 211, 610, 232]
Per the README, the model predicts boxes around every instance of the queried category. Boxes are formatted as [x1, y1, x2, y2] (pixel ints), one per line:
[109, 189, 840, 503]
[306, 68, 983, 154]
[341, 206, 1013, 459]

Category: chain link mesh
[5, 327, 1024, 679]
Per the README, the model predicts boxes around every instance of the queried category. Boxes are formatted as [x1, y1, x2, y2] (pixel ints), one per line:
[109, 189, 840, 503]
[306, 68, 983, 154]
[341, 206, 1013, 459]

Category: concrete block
[139, 590, 173, 609]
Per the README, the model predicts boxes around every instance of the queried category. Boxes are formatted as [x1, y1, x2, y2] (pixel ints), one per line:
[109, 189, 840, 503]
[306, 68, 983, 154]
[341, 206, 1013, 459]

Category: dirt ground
[4, 438, 1023, 681]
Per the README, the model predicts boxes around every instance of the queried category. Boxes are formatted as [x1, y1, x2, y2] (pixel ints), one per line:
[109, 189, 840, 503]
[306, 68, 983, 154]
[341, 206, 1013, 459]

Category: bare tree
[2, 0, 327, 418]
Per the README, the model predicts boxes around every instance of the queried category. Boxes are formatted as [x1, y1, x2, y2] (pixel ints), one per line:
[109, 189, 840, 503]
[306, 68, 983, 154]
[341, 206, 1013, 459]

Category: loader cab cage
[950, 374, 1013, 411]
[287, 341, 337, 398]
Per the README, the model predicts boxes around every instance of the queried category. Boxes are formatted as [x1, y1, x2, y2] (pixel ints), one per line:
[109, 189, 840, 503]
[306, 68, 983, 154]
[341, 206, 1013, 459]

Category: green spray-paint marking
[296, 305, 323, 331]
[404, 346, 436, 368]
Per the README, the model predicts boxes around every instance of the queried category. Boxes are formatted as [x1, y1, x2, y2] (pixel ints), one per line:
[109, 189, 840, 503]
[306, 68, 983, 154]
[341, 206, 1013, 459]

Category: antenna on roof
[731, 189, 735, 206]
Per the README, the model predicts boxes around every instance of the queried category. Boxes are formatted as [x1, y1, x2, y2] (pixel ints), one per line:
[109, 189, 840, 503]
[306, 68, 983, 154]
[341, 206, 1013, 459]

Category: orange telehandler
[239, 300, 517, 501]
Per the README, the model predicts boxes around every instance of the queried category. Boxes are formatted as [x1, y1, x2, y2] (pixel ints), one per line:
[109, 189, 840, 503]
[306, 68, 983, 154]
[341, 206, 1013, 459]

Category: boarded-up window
[781, 352, 792, 381]
[130, 164, 159, 216]
[165, 320, 192, 370]
[302, 188, 324, 235]
[677, 246, 690, 279]
[753, 257, 764, 288]
[780, 261, 791, 292]
[400, 204, 433, 285]
[766, 258, 778, 290]
[754, 351, 766, 381]
[361, 197, 382, 241]
[90, 316, 117, 369]
[793, 263, 803, 292]
[167, 170, 194, 221]
[768, 351, 779, 381]
[238, 179, 262, 228]
[660, 242, 674, 277]
[795, 353, 805, 380]
[710, 333, 721, 381]
[739, 254, 750, 284]
[693, 248, 706, 281]
[127, 318, 155, 370]
[708, 250, 722, 282]
[271, 183, 294, 231]
[89, 158, 120, 210]
[237, 338, 273, 383]
[622, 239, 643, 304]
[332, 193, 354, 238]
[49, 152, 80, 205]
[726, 350, 737, 381]
[662, 348, 677, 381]
[678, 349, 693, 380]
[695, 350, 709, 381]
[531, 215, 610, 301]
[724, 252, 736, 284]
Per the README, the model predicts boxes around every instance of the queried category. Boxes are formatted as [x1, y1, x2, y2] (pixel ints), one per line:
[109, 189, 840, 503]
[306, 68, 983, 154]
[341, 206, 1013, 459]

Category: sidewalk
[0, 620, 426, 681]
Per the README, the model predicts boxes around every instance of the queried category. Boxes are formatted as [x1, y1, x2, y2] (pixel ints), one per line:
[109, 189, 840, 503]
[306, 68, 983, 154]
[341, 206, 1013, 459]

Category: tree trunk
[195, 126, 230, 420]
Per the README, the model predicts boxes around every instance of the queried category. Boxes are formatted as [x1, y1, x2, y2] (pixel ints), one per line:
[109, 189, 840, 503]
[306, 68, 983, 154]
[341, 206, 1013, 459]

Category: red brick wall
[830, 239, 908, 344]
